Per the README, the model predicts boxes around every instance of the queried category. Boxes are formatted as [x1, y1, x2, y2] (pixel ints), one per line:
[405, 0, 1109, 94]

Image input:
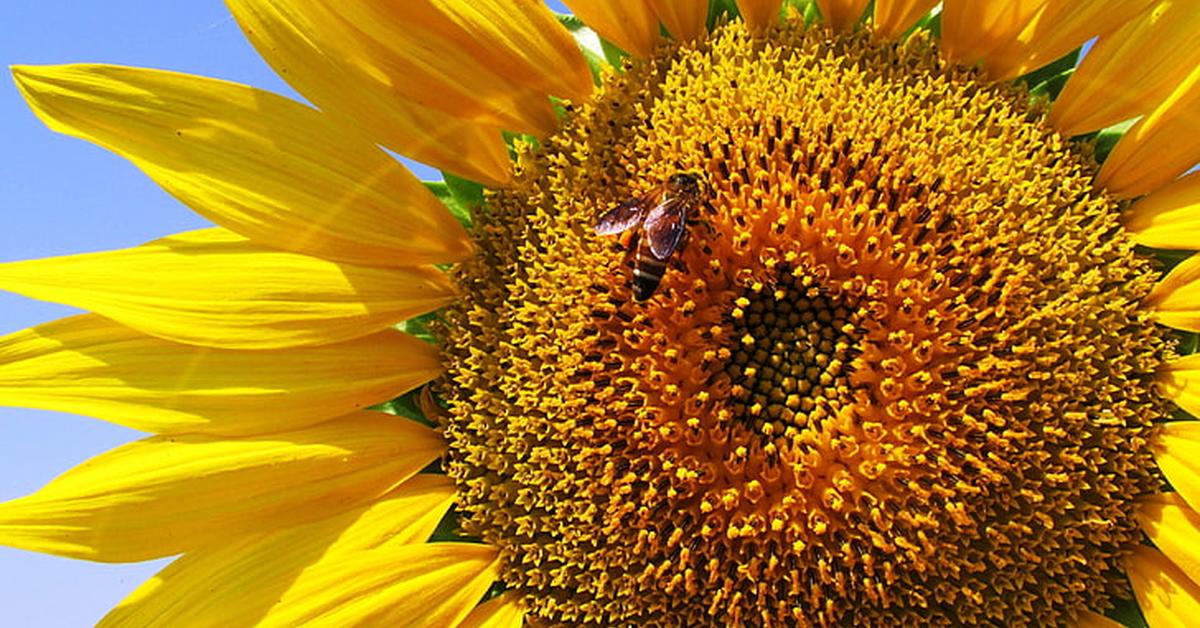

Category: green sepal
[915, 11, 941, 38]
[479, 580, 509, 603]
[708, 0, 741, 29]
[1093, 118, 1137, 164]
[424, 177, 476, 228]
[556, 14, 608, 84]
[1178, 330, 1200, 357]
[804, 0, 879, 28]
[802, 0, 822, 25]
[429, 505, 480, 543]
[1019, 47, 1079, 94]
[600, 38, 630, 68]
[1028, 67, 1073, 102]
[1108, 589, 1149, 628]
[373, 391, 433, 427]
[397, 310, 440, 344]
[553, 12, 627, 70]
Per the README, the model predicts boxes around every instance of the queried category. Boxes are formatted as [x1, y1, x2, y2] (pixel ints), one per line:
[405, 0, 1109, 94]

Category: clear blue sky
[0, 1, 563, 624]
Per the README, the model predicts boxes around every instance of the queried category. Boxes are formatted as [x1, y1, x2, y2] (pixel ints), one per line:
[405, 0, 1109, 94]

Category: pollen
[438, 19, 1173, 627]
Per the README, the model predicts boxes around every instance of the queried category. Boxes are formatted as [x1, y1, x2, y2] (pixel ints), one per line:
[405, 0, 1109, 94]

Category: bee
[594, 172, 710, 300]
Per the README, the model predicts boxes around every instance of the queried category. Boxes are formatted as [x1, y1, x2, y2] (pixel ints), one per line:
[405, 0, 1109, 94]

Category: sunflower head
[2, 1, 1200, 627]
[439, 17, 1175, 626]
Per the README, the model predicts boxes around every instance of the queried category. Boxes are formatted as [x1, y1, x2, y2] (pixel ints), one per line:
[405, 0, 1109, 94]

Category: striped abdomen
[632, 236, 668, 300]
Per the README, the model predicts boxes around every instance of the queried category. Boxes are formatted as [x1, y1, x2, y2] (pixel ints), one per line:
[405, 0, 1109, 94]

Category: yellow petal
[1139, 492, 1200, 590]
[1155, 421, 1200, 513]
[648, 0, 709, 42]
[941, 0, 1046, 67]
[232, 0, 555, 137]
[1075, 610, 1125, 628]
[226, 0, 512, 187]
[260, 543, 499, 627]
[0, 412, 443, 562]
[458, 592, 525, 628]
[562, 0, 661, 58]
[942, 0, 1154, 80]
[1096, 61, 1200, 198]
[1125, 171, 1200, 250]
[1050, 0, 1200, 136]
[736, 0, 784, 32]
[1160, 355, 1200, 420]
[0, 314, 440, 436]
[0, 229, 455, 350]
[815, 0, 870, 32]
[11, 64, 471, 266]
[102, 474, 455, 627]
[1127, 544, 1200, 628]
[353, 1, 592, 101]
[872, 0, 940, 39]
[1146, 253, 1200, 333]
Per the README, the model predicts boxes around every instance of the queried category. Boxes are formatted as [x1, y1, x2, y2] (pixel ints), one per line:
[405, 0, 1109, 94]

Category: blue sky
[0, 1, 556, 624]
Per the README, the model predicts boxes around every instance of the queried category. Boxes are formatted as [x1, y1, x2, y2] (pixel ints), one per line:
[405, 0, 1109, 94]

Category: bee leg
[669, 229, 691, 273]
[688, 216, 719, 240]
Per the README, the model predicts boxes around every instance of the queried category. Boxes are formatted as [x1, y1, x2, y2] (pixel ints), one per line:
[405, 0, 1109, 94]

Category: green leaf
[915, 10, 941, 38]
[398, 310, 441, 345]
[1019, 47, 1080, 93]
[1108, 593, 1149, 628]
[556, 14, 608, 83]
[444, 172, 484, 211]
[708, 0, 741, 29]
[430, 505, 478, 542]
[423, 180, 473, 228]
[600, 38, 629, 68]
[1029, 67, 1074, 102]
[1178, 330, 1199, 357]
[373, 392, 431, 426]
[1093, 117, 1138, 163]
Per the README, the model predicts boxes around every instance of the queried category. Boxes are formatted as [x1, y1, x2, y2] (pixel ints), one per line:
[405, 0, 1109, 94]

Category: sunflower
[2, 0, 1200, 625]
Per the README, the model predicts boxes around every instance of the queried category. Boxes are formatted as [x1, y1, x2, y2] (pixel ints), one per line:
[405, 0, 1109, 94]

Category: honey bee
[594, 172, 710, 300]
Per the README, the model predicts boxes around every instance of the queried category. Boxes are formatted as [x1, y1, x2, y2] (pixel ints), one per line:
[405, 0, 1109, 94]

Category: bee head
[667, 171, 702, 196]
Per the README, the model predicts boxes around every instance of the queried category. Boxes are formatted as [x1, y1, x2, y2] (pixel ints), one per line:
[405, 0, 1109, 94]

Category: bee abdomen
[633, 251, 667, 300]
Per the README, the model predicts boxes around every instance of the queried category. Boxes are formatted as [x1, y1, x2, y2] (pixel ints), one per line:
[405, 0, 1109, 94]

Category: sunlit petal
[11, 63, 471, 265]
[736, 0, 784, 31]
[1050, 0, 1200, 136]
[101, 475, 454, 627]
[1138, 492, 1200, 589]
[0, 412, 443, 562]
[648, 0, 708, 43]
[1146, 253, 1200, 333]
[1160, 355, 1200, 420]
[1075, 610, 1125, 628]
[259, 543, 499, 627]
[0, 229, 456, 349]
[1124, 171, 1200, 250]
[457, 592, 525, 628]
[226, 0, 513, 186]
[0, 314, 440, 436]
[561, 0, 660, 58]
[872, 0, 940, 39]
[942, 0, 1154, 80]
[1155, 421, 1200, 513]
[815, 0, 870, 32]
[1126, 544, 1200, 627]
[1096, 62, 1200, 198]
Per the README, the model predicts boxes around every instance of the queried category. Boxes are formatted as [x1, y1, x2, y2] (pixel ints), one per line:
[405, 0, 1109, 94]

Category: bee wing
[594, 197, 648, 235]
[643, 197, 688, 260]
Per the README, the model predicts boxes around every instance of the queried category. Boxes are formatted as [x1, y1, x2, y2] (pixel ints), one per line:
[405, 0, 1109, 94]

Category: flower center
[438, 19, 1172, 626]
